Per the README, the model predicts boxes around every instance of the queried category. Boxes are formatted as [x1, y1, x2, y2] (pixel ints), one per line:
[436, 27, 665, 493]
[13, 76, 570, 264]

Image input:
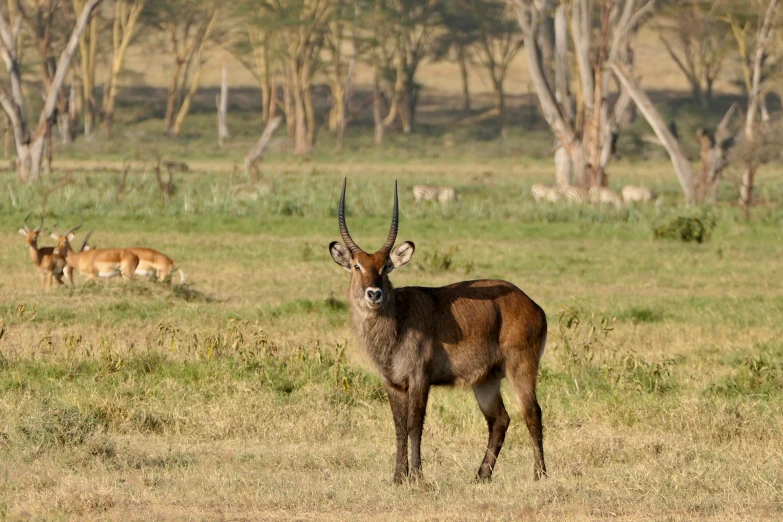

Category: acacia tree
[0, 0, 103, 182]
[510, 0, 653, 188]
[72, 0, 101, 135]
[463, 0, 522, 137]
[279, 0, 330, 155]
[226, 0, 281, 124]
[386, 0, 438, 133]
[13, 0, 80, 144]
[101, 0, 148, 138]
[433, 2, 479, 111]
[151, 0, 219, 136]
[656, 0, 728, 106]
[323, 0, 365, 150]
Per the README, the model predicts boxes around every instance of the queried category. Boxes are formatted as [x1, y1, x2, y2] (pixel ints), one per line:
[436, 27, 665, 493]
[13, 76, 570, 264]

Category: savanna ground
[1, 54, 783, 520]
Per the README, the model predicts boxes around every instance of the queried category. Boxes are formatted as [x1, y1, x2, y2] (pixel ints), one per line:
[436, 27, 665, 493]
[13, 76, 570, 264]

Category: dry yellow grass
[1, 161, 782, 520]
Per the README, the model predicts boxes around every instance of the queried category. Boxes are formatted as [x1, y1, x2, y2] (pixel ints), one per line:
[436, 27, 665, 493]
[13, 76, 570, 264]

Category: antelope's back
[127, 248, 174, 265]
[399, 279, 546, 385]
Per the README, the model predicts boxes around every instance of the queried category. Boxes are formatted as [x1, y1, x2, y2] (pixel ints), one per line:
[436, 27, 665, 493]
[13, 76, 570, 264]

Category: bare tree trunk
[457, 45, 470, 111]
[68, 82, 79, 142]
[74, 0, 99, 136]
[171, 11, 217, 137]
[491, 76, 506, 138]
[373, 67, 384, 145]
[738, 0, 779, 219]
[283, 67, 294, 143]
[304, 78, 316, 150]
[165, 63, 182, 134]
[610, 61, 694, 203]
[291, 62, 308, 155]
[554, 146, 572, 186]
[216, 58, 230, 147]
[244, 116, 282, 180]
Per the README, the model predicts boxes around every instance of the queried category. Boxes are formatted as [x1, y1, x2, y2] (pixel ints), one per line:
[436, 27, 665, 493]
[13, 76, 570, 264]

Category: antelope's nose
[365, 288, 383, 303]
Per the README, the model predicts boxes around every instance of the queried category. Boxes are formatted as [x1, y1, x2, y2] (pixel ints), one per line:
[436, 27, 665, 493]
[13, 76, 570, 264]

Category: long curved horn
[338, 178, 362, 254]
[49, 216, 61, 233]
[34, 214, 43, 233]
[22, 213, 32, 232]
[79, 231, 93, 252]
[379, 180, 398, 255]
[64, 218, 83, 238]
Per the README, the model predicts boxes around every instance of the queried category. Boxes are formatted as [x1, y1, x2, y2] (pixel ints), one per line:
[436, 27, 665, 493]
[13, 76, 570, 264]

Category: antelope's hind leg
[473, 374, 510, 482]
[507, 361, 546, 480]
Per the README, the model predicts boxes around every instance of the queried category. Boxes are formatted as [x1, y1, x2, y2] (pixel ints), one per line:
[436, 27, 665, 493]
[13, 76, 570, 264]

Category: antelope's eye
[354, 264, 360, 270]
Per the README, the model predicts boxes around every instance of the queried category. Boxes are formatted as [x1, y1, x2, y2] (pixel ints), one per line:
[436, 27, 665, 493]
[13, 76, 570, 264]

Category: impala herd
[19, 214, 182, 288]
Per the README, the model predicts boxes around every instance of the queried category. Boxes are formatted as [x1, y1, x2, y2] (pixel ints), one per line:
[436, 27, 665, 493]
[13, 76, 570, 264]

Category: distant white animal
[531, 183, 560, 203]
[413, 184, 458, 204]
[621, 185, 658, 204]
[588, 186, 623, 207]
[558, 185, 589, 205]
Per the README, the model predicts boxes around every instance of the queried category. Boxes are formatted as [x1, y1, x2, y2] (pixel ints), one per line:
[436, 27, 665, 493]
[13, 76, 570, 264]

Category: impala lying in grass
[51, 221, 139, 282]
[84, 239, 183, 284]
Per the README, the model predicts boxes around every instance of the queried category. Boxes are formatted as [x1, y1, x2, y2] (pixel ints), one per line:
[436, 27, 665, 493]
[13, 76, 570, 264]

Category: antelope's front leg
[407, 376, 431, 481]
[385, 383, 409, 483]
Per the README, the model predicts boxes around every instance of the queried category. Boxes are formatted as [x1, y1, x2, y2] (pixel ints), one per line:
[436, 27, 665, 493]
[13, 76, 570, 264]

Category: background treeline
[1, 0, 782, 215]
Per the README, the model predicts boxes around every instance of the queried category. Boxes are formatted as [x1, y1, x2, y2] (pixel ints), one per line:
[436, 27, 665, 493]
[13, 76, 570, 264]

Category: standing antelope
[17, 214, 69, 289]
[51, 221, 139, 282]
[329, 179, 547, 483]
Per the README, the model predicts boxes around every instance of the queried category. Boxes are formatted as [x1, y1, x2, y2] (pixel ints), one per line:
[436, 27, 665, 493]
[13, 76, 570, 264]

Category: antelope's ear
[50, 232, 58, 240]
[388, 241, 415, 271]
[18, 228, 27, 236]
[329, 241, 352, 271]
[67, 233, 76, 241]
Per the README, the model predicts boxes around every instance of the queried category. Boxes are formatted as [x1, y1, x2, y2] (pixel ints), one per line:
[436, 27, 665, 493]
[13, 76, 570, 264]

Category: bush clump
[653, 209, 716, 243]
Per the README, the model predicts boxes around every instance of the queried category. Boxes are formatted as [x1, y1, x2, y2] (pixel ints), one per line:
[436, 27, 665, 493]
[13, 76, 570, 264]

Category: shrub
[653, 208, 716, 243]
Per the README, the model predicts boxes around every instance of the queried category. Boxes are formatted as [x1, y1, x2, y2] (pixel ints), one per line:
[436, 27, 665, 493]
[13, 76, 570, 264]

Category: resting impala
[329, 179, 547, 483]
[83, 238, 183, 284]
[51, 221, 139, 282]
[18, 214, 70, 289]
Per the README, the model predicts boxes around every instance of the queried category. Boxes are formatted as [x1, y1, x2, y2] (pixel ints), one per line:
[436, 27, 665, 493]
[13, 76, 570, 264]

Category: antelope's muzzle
[365, 287, 383, 306]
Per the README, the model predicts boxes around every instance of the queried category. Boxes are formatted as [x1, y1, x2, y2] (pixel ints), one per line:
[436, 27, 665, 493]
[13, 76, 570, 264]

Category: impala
[126, 248, 183, 283]
[85, 238, 183, 283]
[18, 214, 69, 289]
[51, 221, 139, 282]
[329, 179, 548, 483]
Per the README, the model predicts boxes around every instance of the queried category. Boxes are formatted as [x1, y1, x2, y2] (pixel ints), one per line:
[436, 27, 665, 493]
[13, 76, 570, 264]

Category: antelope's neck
[64, 247, 81, 267]
[28, 245, 42, 265]
[350, 299, 398, 366]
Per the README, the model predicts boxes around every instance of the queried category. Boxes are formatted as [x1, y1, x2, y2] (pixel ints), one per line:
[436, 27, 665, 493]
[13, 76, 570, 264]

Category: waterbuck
[329, 179, 548, 483]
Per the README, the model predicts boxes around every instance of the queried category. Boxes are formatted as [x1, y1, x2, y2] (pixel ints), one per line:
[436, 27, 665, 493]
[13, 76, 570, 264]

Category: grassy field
[1, 157, 782, 521]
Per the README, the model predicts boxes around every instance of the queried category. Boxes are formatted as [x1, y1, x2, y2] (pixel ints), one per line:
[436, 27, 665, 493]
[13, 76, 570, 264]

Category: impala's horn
[379, 180, 398, 256]
[64, 218, 83, 238]
[34, 214, 43, 233]
[338, 177, 362, 255]
[80, 231, 93, 252]
[22, 213, 32, 232]
[49, 216, 61, 233]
